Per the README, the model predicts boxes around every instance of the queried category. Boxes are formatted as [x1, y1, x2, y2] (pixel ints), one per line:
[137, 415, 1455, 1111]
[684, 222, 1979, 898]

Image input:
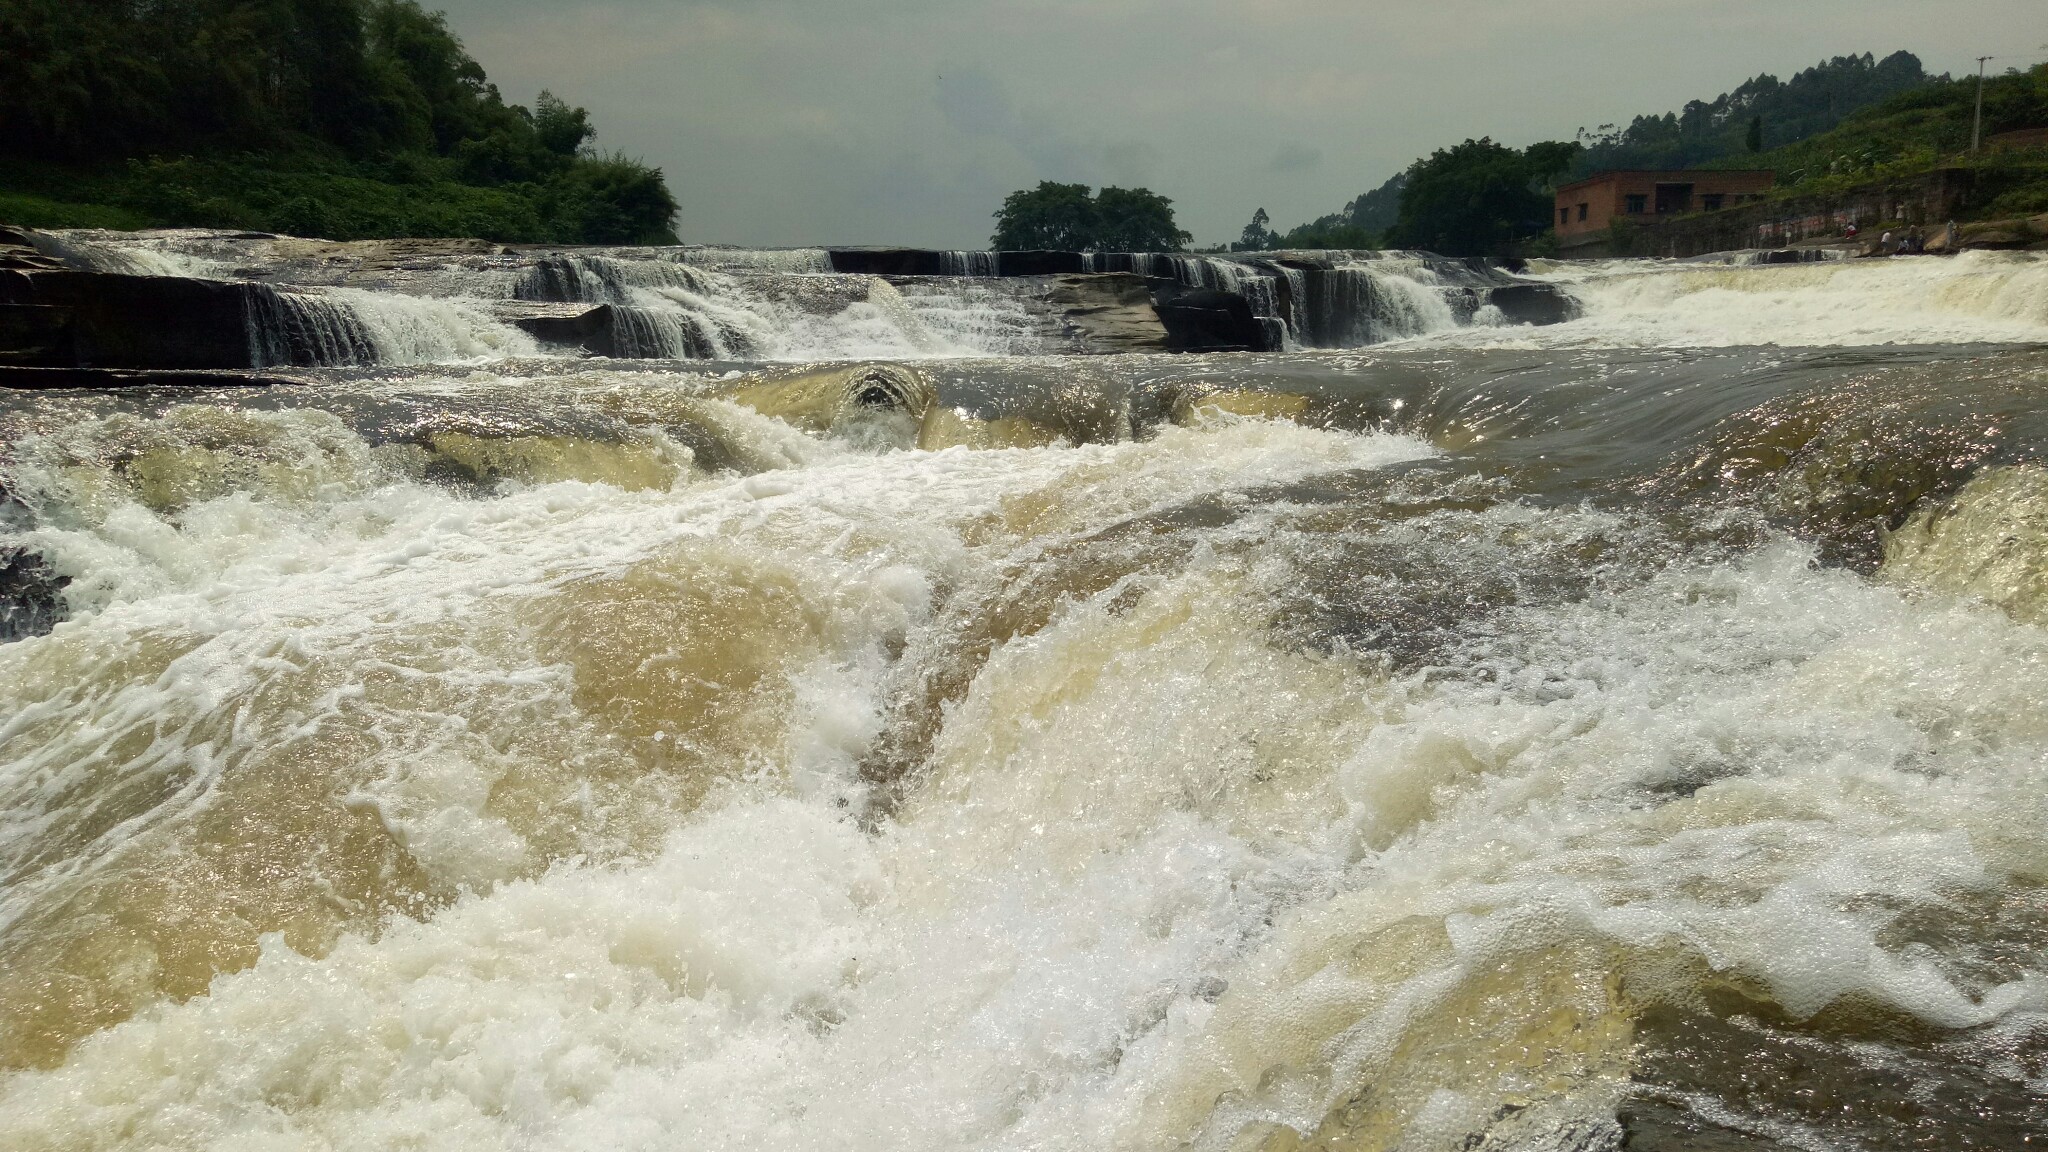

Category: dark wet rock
[996, 250, 1087, 276]
[0, 271, 256, 369]
[0, 227, 69, 273]
[505, 303, 617, 356]
[1044, 274, 1171, 353]
[1487, 283, 1580, 326]
[1153, 285, 1269, 352]
[826, 249, 956, 276]
[1624, 1002, 2048, 1151]
[1752, 248, 1832, 265]
[0, 546, 68, 642]
[826, 248, 1094, 277]
[0, 304, 75, 366]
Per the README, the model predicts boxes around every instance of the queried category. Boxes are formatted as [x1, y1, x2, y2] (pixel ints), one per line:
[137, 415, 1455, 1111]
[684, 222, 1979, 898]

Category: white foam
[1428, 250, 2048, 348]
[4, 380, 2048, 1150]
[32, 229, 230, 278]
[325, 289, 540, 364]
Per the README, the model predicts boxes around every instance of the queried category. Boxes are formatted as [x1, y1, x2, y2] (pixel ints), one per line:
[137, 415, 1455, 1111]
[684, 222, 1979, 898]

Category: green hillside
[0, 0, 678, 244]
[1702, 61, 2048, 218]
[1252, 51, 1945, 250]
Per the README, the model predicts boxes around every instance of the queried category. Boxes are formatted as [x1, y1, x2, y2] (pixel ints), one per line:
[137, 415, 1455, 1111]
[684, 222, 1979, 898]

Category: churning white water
[1427, 250, 2048, 348]
[5, 230, 2048, 1150]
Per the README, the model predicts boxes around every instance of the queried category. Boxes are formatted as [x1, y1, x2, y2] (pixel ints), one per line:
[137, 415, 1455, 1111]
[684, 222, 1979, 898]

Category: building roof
[1553, 170, 1777, 195]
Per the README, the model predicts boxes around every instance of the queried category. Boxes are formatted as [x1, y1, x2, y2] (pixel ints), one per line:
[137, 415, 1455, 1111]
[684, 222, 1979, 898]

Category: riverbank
[1566, 157, 2048, 259]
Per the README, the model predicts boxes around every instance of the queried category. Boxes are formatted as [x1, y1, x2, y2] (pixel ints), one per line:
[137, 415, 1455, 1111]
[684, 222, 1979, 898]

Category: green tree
[1385, 138, 1580, 256]
[533, 91, 594, 157]
[992, 182, 1098, 249]
[1094, 185, 1191, 251]
[1344, 174, 1407, 234]
[1746, 114, 1764, 153]
[1274, 219, 1378, 249]
[553, 153, 680, 245]
[991, 181, 1189, 251]
[1237, 207, 1275, 251]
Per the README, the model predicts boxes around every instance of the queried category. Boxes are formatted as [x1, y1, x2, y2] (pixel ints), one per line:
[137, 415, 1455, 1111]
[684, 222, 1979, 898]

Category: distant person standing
[1880, 229, 1893, 255]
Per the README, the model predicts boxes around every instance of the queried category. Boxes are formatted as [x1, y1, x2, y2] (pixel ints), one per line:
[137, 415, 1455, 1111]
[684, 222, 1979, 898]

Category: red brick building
[1554, 170, 1777, 255]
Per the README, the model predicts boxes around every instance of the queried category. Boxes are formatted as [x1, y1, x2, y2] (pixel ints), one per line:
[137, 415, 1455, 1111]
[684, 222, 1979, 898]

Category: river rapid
[3, 249, 2048, 1150]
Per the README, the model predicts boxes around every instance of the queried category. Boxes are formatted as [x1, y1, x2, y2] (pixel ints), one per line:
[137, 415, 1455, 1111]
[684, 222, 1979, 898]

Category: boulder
[1153, 285, 1268, 352]
[1045, 274, 1171, 353]
[1, 270, 258, 368]
[1486, 282, 1579, 326]
[505, 303, 618, 356]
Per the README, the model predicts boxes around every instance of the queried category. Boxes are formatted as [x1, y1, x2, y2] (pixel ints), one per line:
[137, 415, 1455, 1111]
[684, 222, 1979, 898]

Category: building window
[1559, 207, 1570, 226]
[1577, 203, 1588, 222]
[1702, 194, 1725, 211]
[1625, 194, 1647, 215]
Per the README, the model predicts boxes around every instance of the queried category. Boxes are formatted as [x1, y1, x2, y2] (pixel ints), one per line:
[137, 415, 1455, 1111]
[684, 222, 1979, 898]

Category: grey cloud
[937, 68, 1019, 139]
[1269, 144, 1323, 172]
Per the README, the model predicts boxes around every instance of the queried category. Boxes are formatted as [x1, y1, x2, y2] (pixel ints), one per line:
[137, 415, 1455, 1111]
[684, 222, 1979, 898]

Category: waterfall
[244, 287, 379, 367]
[607, 306, 731, 359]
[514, 254, 725, 305]
[938, 251, 998, 277]
[1278, 266, 1310, 349]
[244, 286, 537, 367]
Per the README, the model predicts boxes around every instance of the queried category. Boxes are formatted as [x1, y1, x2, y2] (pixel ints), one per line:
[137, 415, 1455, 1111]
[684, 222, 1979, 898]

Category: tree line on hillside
[0, 0, 678, 243]
[1569, 51, 1935, 175]
[1237, 51, 1947, 257]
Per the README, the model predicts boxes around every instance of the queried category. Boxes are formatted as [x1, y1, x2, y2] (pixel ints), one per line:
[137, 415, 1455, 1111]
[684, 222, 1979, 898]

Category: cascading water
[5, 235, 2048, 1150]
[33, 229, 2048, 364]
[244, 285, 537, 368]
[939, 251, 999, 277]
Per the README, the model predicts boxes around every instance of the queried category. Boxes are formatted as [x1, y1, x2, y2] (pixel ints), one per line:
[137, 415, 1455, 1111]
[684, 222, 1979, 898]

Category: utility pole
[1972, 56, 1992, 154]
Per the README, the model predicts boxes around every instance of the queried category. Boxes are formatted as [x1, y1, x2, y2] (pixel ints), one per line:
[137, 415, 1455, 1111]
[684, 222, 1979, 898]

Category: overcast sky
[432, 1, 2043, 249]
